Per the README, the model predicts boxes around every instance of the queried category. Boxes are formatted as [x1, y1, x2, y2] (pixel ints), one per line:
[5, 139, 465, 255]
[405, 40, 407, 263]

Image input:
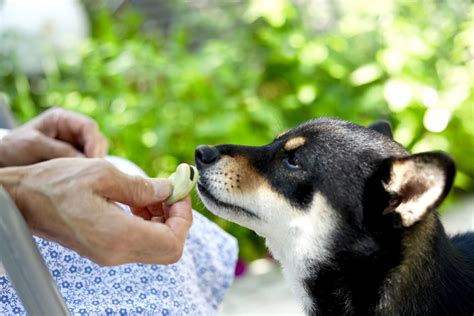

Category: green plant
[1, 0, 472, 261]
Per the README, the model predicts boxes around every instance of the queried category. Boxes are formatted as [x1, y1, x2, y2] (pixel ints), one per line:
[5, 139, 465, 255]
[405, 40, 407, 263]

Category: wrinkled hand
[0, 108, 108, 167]
[7, 158, 192, 265]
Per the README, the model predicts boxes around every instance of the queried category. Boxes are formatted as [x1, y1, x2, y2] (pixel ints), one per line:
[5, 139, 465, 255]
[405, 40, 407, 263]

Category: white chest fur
[263, 193, 339, 313]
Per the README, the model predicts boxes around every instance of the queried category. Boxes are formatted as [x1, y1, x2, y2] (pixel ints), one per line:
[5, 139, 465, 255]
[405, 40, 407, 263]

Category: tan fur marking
[276, 130, 289, 139]
[221, 155, 268, 192]
[284, 137, 306, 151]
[384, 160, 444, 227]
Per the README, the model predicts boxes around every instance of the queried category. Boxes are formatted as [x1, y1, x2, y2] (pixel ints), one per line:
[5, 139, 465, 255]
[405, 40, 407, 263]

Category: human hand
[2, 158, 192, 265]
[0, 108, 108, 167]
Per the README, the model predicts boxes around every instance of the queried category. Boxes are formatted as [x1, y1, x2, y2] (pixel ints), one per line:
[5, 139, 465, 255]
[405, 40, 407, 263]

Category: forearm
[0, 166, 26, 205]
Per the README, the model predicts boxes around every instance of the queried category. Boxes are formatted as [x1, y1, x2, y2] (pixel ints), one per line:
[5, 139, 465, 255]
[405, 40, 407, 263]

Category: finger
[131, 203, 164, 221]
[98, 135, 109, 157]
[105, 209, 185, 264]
[85, 133, 108, 158]
[151, 216, 165, 223]
[164, 196, 193, 243]
[98, 169, 172, 207]
[162, 203, 170, 220]
[85, 134, 108, 158]
[147, 203, 165, 217]
[35, 134, 84, 160]
[131, 207, 152, 220]
[35, 108, 107, 158]
[69, 118, 103, 158]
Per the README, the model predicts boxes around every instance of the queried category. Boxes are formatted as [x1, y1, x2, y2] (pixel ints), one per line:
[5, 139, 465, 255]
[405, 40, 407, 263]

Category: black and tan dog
[195, 118, 474, 315]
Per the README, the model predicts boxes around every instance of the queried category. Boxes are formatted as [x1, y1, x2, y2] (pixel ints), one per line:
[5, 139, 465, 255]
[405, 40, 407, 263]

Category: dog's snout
[195, 145, 220, 166]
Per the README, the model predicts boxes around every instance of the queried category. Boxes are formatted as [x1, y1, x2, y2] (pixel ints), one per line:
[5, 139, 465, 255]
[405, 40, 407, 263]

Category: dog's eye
[283, 152, 300, 169]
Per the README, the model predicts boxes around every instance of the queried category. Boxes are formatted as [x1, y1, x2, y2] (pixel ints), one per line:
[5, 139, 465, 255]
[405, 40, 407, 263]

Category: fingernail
[152, 179, 172, 200]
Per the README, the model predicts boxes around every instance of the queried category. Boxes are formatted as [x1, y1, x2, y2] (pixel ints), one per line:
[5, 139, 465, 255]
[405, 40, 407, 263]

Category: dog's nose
[195, 145, 220, 166]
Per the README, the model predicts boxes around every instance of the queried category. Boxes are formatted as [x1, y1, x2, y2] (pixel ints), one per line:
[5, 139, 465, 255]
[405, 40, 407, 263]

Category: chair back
[0, 99, 16, 129]
[0, 186, 69, 315]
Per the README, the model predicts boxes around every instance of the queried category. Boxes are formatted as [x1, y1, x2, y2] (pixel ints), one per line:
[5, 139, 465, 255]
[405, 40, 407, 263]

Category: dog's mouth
[197, 182, 261, 220]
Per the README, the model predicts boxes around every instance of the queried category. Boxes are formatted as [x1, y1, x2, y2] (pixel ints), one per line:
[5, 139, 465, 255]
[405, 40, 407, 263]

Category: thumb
[36, 134, 84, 159]
[99, 169, 172, 207]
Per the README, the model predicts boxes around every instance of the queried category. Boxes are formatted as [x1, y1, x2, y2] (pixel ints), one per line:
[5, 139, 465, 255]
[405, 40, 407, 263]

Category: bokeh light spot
[141, 131, 158, 148]
[421, 87, 439, 107]
[384, 80, 412, 112]
[423, 108, 451, 133]
[297, 85, 317, 104]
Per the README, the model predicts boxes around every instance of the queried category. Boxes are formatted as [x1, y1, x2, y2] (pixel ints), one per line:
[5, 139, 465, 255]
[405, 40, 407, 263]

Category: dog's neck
[375, 215, 474, 315]
[263, 194, 337, 314]
[264, 211, 474, 315]
[265, 232, 319, 313]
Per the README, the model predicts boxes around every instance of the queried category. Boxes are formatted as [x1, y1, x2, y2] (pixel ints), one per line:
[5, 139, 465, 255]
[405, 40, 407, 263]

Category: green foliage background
[1, 0, 473, 261]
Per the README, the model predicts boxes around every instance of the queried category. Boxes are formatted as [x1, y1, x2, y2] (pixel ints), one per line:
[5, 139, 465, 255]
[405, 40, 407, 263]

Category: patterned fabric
[0, 157, 238, 315]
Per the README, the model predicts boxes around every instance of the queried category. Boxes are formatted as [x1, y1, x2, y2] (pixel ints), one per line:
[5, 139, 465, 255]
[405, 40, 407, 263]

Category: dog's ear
[368, 120, 393, 139]
[382, 152, 455, 227]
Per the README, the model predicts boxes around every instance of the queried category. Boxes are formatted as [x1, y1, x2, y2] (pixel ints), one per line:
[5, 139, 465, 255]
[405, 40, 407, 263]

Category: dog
[194, 118, 474, 315]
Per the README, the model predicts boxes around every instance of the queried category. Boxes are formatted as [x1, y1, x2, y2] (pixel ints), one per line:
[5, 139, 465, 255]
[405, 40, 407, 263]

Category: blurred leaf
[1, 0, 472, 261]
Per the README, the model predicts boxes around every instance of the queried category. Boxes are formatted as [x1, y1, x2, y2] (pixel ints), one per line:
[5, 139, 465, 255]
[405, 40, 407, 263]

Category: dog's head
[195, 118, 455, 262]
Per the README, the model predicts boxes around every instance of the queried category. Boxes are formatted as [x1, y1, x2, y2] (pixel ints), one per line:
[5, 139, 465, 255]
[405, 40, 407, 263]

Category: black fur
[195, 117, 474, 315]
[368, 120, 393, 139]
